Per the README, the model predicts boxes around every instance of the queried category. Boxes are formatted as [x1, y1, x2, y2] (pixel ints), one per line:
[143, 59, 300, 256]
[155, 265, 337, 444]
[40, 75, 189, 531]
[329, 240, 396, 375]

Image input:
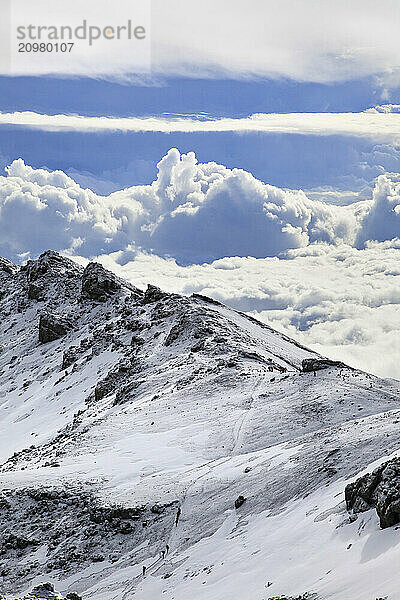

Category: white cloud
[356, 173, 400, 246]
[152, 0, 400, 86]
[1, 148, 400, 264]
[4, 0, 400, 86]
[366, 104, 400, 113]
[0, 149, 363, 263]
[2, 110, 400, 143]
[2, 148, 400, 265]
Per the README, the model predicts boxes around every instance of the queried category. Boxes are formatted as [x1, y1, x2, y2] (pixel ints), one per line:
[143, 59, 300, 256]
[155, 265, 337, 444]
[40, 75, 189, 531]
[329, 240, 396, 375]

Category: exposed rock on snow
[190, 293, 224, 307]
[234, 495, 246, 509]
[0, 257, 17, 276]
[302, 358, 345, 372]
[345, 457, 400, 528]
[7, 581, 82, 599]
[80, 262, 141, 302]
[0, 485, 177, 591]
[22, 251, 83, 304]
[38, 313, 71, 344]
[266, 595, 318, 600]
[80, 262, 121, 302]
[142, 284, 168, 304]
[93, 359, 144, 405]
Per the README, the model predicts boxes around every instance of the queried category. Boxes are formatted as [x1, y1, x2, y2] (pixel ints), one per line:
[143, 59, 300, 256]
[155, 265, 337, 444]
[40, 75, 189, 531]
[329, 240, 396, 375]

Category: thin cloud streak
[0, 110, 400, 142]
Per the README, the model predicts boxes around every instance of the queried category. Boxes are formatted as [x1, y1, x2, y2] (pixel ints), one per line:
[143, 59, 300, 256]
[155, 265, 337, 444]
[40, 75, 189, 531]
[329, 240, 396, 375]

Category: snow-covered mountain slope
[1, 251, 400, 600]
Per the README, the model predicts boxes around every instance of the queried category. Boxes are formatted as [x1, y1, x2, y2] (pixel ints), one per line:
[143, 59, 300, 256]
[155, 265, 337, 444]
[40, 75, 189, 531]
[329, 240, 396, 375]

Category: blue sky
[0, 126, 380, 192]
[0, 74, 386, 116]
[1, 74, 399, 194]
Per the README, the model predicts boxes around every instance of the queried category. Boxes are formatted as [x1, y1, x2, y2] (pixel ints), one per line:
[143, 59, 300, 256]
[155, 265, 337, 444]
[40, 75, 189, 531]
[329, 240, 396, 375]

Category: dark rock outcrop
[24, 251, 81, 281]
[0, 257, 17, 276]
[142, 284, 168, 304]
[266, 595, 317, 600]
[93, 360, 144, 405]
[345, 457, 400, 528]
[62, 337, 94, 369]
[2, 533, 38, 550]
[302, 358, 344, 372]
[165, 319, 186, 346]
[21, 251, 83, 303]
[234, 495, 246, 509]
[191, 293, 224, 307]
[81, 262, 122, 302]
[0, 258, 17, 302]
[0, 486, 178, 592]
[39, 313, 71, 344]
[5, 581, 82, 599]
[27, 582, 60, 599]
[28, 281, 46, 301]
[80, 262, 142, 303]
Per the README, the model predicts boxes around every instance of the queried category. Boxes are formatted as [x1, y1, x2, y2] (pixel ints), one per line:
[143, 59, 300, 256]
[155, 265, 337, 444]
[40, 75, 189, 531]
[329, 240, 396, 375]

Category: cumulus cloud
[0, 159, 130, 258]
[2, 148, 400, 263]
[356, 173, 400, 247]
[2, 110, 400, 143]
[0, 149, 364, 263]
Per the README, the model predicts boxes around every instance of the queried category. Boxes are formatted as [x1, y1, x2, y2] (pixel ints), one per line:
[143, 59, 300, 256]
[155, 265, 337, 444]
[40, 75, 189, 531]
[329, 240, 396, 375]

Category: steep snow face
[0, 251, 400, 600]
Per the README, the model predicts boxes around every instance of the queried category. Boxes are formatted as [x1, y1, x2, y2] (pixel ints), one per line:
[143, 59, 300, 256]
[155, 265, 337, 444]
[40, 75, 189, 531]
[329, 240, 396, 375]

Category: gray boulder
[345, 457, 400, 528]
[26, 583, 60, 599]
[234, 495, 246, 509]
[302, 358, 344, 372]
[39, 313, 71, 344]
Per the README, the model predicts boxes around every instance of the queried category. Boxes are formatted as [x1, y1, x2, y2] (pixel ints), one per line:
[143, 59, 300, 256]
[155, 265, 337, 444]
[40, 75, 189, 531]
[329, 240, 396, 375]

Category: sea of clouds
[1, 148, 400, 379]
